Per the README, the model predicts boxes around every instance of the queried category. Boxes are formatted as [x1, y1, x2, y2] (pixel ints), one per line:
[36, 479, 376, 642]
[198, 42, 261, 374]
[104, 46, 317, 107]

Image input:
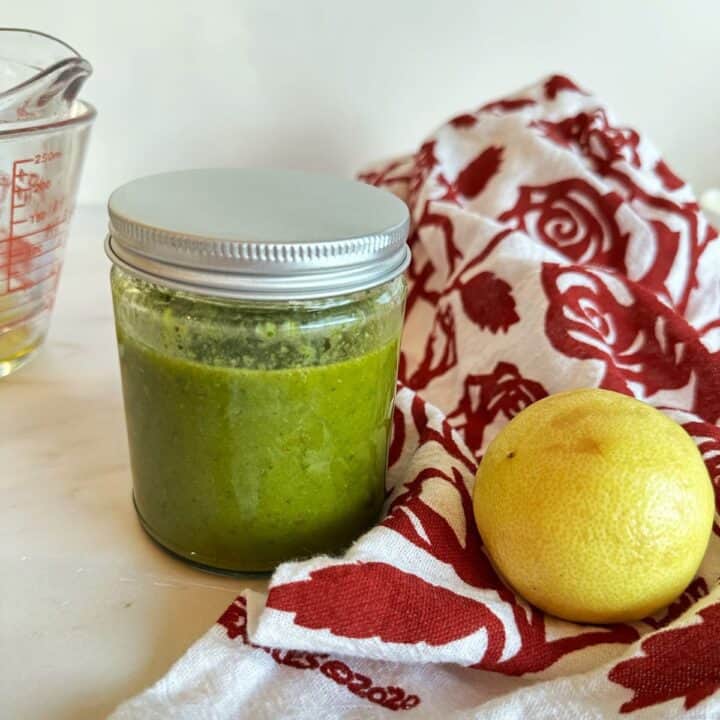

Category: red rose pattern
[532, 110, 717, 313]
[499, 179, 630, 272]
[535, 110, 641, 170]
[542, 264, 720, 422]
[239, 75, 720, 716]
[447, 362, 548, 456]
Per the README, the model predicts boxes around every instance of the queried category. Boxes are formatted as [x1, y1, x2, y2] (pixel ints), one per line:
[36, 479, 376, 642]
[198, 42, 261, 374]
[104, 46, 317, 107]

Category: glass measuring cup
[0, 29, 95, 376]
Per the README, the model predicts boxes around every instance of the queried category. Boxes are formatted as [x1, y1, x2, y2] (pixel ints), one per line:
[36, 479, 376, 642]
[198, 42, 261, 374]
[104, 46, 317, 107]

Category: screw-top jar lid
[106, 168, 410, 300]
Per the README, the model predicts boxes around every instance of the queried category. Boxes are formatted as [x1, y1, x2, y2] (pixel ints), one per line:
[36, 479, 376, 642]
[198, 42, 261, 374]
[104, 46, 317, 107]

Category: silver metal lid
[106, 168, 410, 300]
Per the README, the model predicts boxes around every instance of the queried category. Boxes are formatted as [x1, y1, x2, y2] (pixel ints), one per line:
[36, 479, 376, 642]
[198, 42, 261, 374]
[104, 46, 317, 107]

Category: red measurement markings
[0, 174, 9, 287]
[0, 239, 65, 273]
[33, 150, 63, 164]
[4, 156, 66, 295]
[8, 158, 32, 288]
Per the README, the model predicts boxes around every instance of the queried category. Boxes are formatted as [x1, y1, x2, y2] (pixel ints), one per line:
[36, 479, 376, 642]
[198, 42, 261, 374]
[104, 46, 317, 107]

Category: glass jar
[106, 169, 409, 574]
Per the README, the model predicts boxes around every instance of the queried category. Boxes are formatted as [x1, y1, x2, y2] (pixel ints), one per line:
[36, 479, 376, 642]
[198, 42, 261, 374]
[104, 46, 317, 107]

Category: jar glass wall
[111, 266, 406, 573]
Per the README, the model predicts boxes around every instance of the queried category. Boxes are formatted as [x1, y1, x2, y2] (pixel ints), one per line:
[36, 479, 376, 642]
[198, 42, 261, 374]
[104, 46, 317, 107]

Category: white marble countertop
[1, 206, 268, 719]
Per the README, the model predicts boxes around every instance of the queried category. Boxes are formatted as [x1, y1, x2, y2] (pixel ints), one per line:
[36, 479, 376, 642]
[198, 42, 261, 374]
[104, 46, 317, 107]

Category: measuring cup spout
[0, 28, 92, 122]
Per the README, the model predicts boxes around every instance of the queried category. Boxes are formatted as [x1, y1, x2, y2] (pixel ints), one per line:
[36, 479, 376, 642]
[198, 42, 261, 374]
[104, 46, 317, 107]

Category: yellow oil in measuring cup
[0, 29, 95, 377]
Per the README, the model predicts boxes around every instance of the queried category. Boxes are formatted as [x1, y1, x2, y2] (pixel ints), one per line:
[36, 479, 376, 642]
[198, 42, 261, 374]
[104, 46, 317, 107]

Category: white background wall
[4, 1, 720, 206]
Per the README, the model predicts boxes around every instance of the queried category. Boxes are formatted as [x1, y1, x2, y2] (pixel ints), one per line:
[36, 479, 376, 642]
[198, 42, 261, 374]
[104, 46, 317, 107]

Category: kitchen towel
[110, 75, 720, 719]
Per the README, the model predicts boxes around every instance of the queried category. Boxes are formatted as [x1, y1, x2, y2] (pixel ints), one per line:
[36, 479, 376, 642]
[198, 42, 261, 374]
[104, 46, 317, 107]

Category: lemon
[473, 388, 714, 624]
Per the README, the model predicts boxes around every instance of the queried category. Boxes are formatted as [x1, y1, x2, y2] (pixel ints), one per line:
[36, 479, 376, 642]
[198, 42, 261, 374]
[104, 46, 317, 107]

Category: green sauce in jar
[112, 269, 405, 572]
[107, 168, 410, 573]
